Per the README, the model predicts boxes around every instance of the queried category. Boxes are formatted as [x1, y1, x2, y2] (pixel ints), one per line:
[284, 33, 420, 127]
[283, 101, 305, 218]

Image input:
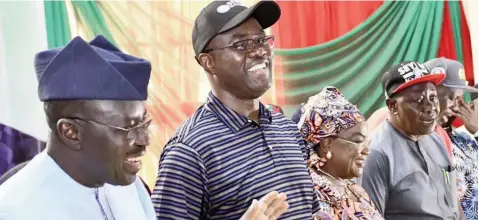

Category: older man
[0, 35, 286, 220]
[0, 35, 156, 220]
[424, 57, 478, 220]
[360, 61, 460, 219]
[152, 1, 318, 219]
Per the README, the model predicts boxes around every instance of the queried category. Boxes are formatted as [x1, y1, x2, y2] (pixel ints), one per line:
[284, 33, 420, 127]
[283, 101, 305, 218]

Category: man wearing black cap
[0, 35, 286, 220]
[360, 61, 460, 219]
[152, 1, 319, 219]
[424, 57, 478, 220]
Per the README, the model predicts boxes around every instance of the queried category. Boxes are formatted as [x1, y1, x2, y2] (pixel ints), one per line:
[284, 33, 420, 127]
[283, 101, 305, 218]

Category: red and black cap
[382, 61, 446, 98]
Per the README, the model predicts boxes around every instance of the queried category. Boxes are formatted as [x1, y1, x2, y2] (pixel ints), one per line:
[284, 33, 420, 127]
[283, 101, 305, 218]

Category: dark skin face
[387, 82, 439, 141]
[46, 100, 150, 187]
[316, 121, 369, 180]
[436, 85, 463, 127]
[197, 18, 273, 121]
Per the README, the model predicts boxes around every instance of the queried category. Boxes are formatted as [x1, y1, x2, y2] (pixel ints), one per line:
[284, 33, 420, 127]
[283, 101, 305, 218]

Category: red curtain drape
[437, 2, 457, 60]
[270, 1, 384, 105]
[272, 1, 473, 84]
[271, 0, 475, 106]
[459, 1, 474, 85]
[437, 1, 474, 85]
[271, 1, 384, 48]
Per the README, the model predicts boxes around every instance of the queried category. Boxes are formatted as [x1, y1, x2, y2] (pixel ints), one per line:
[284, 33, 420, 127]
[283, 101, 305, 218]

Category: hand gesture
[452, 99, 478, 134]
[240, 191, 289, 220]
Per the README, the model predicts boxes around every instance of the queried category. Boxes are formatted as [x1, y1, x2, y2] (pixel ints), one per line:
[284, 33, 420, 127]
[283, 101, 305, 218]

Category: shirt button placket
[261, 127, 280, 167]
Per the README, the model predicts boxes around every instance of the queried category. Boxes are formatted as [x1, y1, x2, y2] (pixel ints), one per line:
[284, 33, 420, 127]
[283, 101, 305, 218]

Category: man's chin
[257, 85, 271, 94]
[108, 175, 137, 186]
[247, 84, 271, 99]
[416, 125, 436, 135]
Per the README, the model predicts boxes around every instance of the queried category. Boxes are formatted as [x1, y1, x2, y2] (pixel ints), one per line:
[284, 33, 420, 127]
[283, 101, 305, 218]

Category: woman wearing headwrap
[298, 87, 383, 220]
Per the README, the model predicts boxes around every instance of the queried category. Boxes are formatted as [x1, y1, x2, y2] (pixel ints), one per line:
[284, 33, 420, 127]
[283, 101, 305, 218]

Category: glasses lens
[243, 39, 255, 52]
[248, 36, 274, 53]
[233, 36, 275, 53]
[127, 129, 136, 139]
[126, 116, 152, 140]
[264, 37, 274, 48]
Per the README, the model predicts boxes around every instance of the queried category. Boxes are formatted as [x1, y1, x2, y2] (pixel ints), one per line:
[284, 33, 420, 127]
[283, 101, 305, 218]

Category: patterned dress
[451, 131, 478, 220]
[311, 171, 384, 220]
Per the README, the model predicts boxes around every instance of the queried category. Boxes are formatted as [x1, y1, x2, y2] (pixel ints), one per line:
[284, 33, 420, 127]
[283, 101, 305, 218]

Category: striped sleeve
[151, 143, 209, 220]
[294, 127, 321, 215]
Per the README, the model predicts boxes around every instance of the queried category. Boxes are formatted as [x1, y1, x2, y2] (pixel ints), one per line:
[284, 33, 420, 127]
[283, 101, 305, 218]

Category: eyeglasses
[69, 114, 152, 140]
[333, 136, 368, 149]
[204, 35, 275, 54]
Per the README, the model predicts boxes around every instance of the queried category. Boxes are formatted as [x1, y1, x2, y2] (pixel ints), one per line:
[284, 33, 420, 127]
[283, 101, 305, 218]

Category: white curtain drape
[0, 1, 49, 141]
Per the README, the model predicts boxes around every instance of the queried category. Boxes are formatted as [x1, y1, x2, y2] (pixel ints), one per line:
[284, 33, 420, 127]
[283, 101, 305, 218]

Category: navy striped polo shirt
[152, 92, 319, 219]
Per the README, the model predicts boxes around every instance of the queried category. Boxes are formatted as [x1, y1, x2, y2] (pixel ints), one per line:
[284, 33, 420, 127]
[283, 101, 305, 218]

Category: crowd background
[0, 0, 477, 189]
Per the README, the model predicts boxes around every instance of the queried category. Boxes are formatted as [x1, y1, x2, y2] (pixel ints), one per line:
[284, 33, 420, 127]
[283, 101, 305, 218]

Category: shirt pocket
[436, 165, 456, 208]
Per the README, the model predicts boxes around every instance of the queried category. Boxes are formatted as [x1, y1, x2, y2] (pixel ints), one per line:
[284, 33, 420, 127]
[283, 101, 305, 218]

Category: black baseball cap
[423, 57, 477, 93]
[382, 61, 446, 98]
[192, 0, 281, 57]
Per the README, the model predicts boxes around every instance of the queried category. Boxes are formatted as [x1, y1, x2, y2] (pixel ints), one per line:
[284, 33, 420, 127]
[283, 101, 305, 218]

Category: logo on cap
[217, 0, 244, 13]
[431, 67, 446, 75]
[458, 68, 467, 85]
[397, 62, 428, 82]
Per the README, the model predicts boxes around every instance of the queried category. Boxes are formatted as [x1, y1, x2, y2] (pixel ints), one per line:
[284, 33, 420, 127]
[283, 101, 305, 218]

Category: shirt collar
[41, 152, 97, 194]
[205, 92, 272, 133]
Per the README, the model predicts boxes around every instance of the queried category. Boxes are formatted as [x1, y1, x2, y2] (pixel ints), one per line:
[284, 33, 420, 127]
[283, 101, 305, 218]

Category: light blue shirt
[0, 152, 156, 220]
[360, 121, 458, 219]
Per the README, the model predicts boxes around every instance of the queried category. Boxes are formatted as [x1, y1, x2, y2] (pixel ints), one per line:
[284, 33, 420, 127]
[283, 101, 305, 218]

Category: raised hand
[240, 191, 289, 220]
[452, 99, 478, 134]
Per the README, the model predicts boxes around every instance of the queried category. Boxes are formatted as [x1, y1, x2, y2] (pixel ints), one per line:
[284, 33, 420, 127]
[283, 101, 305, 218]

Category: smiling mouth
[420, 119, 435, 125]
[123, 150, 145, 175]
[247, 61, 269, 73]
[355, 159, 365, 166]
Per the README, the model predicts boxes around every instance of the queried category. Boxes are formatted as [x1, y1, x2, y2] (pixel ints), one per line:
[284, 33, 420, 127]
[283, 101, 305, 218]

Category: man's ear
[386, 98, 398, 115]
[198, 53, 216, 74]
[56, 119, 82, 150]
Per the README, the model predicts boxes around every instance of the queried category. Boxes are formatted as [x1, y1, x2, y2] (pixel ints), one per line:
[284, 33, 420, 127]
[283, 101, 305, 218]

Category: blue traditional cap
[34, 35, 151, 101]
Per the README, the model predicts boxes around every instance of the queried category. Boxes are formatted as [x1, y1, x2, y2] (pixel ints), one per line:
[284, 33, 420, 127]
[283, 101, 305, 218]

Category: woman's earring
[326, 151, 332, 160]
[319, 157, 327, 167]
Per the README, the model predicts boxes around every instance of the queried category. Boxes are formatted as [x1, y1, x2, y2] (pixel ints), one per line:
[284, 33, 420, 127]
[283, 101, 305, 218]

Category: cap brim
[442, 84, 478, 93]
[219, 1, 281, 33]
[392, 73, 446, 94]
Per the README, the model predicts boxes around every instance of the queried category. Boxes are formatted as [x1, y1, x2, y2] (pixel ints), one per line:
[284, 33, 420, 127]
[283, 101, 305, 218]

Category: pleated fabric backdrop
[40, 0, 475, 187]
[272, 1, 474, 116]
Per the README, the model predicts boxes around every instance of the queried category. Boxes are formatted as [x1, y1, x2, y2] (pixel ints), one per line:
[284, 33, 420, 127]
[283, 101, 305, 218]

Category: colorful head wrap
[298, 86, 365, 150]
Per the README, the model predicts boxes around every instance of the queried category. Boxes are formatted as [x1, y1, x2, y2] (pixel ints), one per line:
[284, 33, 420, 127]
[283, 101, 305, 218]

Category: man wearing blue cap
[152, 1, 318, 219]
[0, 35, 288, 220]
[0, 35, 157, 220]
